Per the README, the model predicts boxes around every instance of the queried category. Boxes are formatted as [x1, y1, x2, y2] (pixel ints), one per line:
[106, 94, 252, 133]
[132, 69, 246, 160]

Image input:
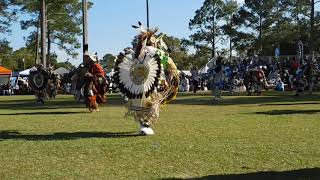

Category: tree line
[0, 0, 319, 71]
[187, 0, 320, 68]
[0, 0, 83, 71]
[102, 0, 320, 71]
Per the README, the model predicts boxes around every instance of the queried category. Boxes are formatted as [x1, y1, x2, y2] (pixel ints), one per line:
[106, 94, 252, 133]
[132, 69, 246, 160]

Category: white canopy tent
[199, 58, 215, 74]
[53, 67, 70, 76]
[19, 67, 36, 76]
[178, 70, 191, 76]
[199, 66, 209, 74]
[106, 69, 115, 77]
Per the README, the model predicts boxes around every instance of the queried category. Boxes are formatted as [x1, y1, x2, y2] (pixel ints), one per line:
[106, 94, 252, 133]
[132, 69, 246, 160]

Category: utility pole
[41, 0, 47, 68]
[146, 0, 149, 29]
[22, 58, 25, 70]
[82, 0, 88, 62]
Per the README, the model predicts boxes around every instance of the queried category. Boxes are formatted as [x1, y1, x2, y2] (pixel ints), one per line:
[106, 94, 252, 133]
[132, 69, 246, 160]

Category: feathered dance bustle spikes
[132, 21, 147, 33]
[132, 21, 159, 37]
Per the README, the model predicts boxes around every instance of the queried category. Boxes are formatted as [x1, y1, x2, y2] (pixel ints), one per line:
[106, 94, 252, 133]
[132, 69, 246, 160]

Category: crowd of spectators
[179, 57, 320, 96]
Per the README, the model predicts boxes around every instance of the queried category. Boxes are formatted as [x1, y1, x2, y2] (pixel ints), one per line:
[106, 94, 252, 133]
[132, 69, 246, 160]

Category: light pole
[67, 58, 70, 70]
[22, 58, 25, 70]
[146, 0, 149, 29]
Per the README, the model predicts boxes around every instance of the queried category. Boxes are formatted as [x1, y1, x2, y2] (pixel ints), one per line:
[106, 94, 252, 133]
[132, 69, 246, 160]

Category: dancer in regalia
[47, 67, 59, 99]
[83, 53, 107, 112]
[114, 22, 179, 135]
[29, 64, 49, 104]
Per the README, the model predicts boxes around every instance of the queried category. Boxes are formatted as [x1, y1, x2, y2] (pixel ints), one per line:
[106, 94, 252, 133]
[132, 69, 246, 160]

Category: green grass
[0, 92, 320, 179]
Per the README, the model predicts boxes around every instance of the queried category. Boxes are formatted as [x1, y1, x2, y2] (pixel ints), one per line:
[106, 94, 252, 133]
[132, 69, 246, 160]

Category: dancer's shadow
[172, 95, 320, 106]
[0, 130, 140, 141]
[0, 111, 87, 116]
[0, 99, 83, 110]
[164, 168, 320, 180]
[254, 110, 320, 115]
[0, 95, 125, 110]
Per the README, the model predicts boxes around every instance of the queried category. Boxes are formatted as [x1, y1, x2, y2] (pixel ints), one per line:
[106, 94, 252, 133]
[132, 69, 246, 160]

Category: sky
[5, 0, 243, 66]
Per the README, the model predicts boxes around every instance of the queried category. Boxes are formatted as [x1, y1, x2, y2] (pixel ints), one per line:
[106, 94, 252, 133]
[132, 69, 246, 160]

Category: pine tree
[189, 0, 224, 58]
[17, 0, 88, 66]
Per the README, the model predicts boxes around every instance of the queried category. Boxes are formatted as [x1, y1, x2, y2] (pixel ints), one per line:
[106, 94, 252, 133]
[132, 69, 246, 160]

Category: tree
[189, 0, 224, 58]
[54, 60, 75, 70]
[11, 47, 36, 70]
[162, 34, 191, 70]
[238, 0, 278, 56]
[0, 40, 15, 69]
[189, 46, 213, 69]
[18, 0, 88, 66]
[220, 0, 239, 60]
[101, 53, 116, 73]
[0, 0, 18, 35]
[0, 40, 38, 71]
[314, 9, 320, 54]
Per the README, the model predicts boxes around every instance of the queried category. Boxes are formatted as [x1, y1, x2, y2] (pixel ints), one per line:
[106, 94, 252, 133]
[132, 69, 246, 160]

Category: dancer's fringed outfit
[83, 53, 107, 112]
[29, 65, 49, 104]
[114, 23, 179, 135]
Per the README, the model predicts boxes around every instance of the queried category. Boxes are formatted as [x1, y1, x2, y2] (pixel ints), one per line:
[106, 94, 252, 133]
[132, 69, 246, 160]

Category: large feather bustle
[113, 52, 161, 99]
[29, 69, 49, 91]
[114, 23, 179, 126]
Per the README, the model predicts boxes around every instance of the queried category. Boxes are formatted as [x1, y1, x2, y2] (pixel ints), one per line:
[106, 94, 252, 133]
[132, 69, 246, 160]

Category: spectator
[190, 67, 199, 93]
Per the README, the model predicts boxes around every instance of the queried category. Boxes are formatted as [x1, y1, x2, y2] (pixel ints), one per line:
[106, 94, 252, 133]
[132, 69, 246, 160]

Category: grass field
[0, 92, 320, 179]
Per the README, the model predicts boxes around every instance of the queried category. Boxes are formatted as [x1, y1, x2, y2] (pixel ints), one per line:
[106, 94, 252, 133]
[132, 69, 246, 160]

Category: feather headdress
[132, 21, 159, 56]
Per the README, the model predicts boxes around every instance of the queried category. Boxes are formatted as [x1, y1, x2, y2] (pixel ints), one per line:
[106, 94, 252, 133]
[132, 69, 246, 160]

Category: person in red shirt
[291, 57, 300, 74]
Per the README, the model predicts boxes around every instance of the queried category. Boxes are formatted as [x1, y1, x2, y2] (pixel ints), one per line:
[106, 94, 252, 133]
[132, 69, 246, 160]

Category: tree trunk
[212, 2, 216, 58]
[276, 0, 280, 48]
[296, 0, 300, 40]
[41, 0, 46, 68]
[310, 0, 315, 59]
[259, 15, 262, 55]
[229, 37, 232, 62]
[229, 16, 232, 62]
[47, 29, 51, 68]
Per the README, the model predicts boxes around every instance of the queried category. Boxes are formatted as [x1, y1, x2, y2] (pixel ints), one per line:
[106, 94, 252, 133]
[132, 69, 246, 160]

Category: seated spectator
[275, 78, 285, 91]
[179, 74, 190, 92]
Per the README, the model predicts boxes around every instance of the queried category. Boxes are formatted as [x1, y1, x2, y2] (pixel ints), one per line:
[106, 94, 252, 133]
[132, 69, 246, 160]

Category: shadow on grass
[0, 111, 88, 116]
[259, 102, 320, 106]
[165, 168, 320, 180]
[172, 94, 320, 106]
[0, 94, 125, 110]
[0, 130, 140, 141]
[0, 99, 83, 110]
[254, 110, 320, 115]
[1, 93, 320, 108]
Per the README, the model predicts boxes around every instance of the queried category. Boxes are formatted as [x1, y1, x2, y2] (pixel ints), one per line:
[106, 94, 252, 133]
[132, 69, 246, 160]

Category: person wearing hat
[83, 53, 108, 111]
